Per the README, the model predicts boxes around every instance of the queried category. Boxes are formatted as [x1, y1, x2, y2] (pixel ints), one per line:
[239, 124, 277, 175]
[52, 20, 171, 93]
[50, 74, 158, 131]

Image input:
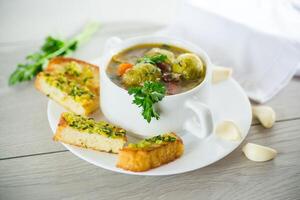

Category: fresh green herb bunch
[128, 81, 166, 123]
[8, 22, 99, 85]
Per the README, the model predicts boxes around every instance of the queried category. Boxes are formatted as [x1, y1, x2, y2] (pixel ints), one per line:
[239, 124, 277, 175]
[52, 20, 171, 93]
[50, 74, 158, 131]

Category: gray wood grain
[1, 119, 299, 200]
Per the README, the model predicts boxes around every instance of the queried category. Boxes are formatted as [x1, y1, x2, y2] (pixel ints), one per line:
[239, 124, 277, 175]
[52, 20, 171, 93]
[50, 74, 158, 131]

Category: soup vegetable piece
[106, 44, 206, 122]
[122, 63, 162, 87]
[145, 48, 175, 65]
[117, 63, 133, 76]
[172, 53, 204, 80]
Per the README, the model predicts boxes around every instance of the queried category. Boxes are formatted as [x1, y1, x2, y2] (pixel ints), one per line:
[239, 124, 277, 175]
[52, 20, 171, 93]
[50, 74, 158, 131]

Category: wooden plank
[0, 119, 299, 200]
[0, 77, 66, 159]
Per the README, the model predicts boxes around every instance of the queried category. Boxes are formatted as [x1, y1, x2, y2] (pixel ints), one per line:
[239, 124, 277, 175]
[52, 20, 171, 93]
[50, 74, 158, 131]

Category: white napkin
[160, 0, 300, 103]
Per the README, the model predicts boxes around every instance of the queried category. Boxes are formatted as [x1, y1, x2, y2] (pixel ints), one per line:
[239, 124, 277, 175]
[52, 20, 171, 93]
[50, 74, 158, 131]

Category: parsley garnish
[136, 54, 167, 65]
[128, 81, 166, 123]
[8, 22, 99, 85]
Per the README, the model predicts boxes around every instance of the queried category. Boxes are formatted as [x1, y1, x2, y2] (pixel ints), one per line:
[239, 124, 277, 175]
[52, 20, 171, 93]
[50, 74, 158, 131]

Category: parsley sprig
[128, 81, 166, 123]
[8, 22, 99, 85]
[136, 54, 167, 65]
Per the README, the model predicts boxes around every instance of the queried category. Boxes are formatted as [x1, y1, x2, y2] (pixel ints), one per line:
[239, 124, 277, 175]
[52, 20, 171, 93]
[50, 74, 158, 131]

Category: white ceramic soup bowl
[99, 36, 213, 138]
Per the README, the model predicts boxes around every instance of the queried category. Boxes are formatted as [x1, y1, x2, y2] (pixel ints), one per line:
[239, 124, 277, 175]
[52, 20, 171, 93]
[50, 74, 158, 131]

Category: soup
[106, 43, 206, 95]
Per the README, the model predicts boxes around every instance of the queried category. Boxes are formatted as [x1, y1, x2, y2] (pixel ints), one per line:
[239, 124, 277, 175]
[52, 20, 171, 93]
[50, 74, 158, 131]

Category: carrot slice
[118, 63, 133, 76]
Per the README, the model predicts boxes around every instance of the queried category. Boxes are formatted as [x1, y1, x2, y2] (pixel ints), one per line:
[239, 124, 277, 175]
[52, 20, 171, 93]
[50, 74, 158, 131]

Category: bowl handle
[183, 100, 214, 139]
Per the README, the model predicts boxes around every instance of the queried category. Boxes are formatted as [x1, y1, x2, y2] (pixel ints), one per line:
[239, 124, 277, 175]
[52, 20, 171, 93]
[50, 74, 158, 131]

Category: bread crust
[117, 133, 184, 172]
[34, 72, 43, 92]
[46, 57, 99, 74]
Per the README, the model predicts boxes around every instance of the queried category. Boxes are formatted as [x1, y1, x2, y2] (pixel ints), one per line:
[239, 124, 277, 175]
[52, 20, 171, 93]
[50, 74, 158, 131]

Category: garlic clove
[212, 66, 233, 84]
[215, 120, 242, 141]
[242, 143, 277, 162]
[252, 106, 276, 128]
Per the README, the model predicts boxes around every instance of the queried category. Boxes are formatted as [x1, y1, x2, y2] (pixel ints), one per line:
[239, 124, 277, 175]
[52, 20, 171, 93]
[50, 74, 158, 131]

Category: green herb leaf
[136, 54, 167, 65]
[8, 22, 99, 86]
[128, 81, 166, 123]
[41, 37, 66, 54]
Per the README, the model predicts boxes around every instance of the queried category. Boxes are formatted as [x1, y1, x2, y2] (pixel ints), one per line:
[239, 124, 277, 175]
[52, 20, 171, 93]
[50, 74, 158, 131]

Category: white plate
[47, 75, 252, 176]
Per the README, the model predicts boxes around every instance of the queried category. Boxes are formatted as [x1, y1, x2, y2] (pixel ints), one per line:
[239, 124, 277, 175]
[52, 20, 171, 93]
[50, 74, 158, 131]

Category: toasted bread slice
[35, 57, 99, 115]
[45, 57, 99, 88]
[53, 112, 127, 153]
[117, 133, 184, 172]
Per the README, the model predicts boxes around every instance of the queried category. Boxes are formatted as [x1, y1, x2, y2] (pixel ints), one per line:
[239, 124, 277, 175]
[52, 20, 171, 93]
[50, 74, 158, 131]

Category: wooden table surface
[0, 23, 300, 200]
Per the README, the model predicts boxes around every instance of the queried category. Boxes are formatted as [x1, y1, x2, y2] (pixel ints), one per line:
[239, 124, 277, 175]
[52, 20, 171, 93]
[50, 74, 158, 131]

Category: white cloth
[160, 0, 300, 103]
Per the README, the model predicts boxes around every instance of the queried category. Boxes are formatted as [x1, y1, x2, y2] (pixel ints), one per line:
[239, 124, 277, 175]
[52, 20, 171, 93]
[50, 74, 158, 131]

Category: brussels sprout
[122, 63, 161, 86]
[146, 48, 175, 64]
[172, 53, 203, 80]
